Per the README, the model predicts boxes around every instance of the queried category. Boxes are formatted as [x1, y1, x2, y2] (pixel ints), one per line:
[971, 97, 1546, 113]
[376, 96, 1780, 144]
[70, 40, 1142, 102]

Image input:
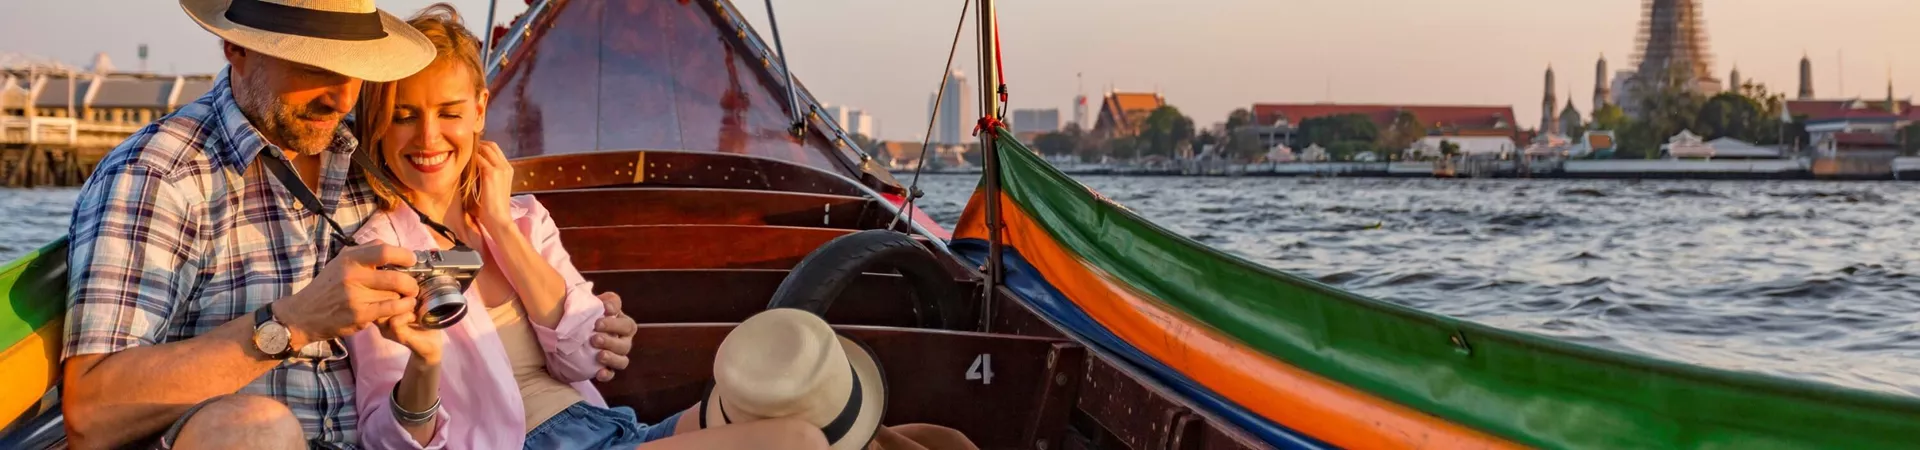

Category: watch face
[255, 321, 291, 356]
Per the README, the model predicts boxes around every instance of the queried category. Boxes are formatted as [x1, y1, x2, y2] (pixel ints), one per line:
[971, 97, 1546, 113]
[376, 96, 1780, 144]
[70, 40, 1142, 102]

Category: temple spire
[1729, 63, 1742, 93]
[1542, 65, 1559, 134]
[1594, 53, 1612, 110]
[1889, 66, 1900, 116]
[1798, 53, 1815, 100]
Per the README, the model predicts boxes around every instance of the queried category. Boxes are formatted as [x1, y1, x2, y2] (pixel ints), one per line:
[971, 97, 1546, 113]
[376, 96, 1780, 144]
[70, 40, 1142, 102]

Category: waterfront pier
[1, 56, 214, 187]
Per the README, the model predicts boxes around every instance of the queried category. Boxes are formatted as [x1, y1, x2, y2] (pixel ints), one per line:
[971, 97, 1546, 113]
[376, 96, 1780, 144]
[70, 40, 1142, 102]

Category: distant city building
[1728, 65, 1743, 92]
[1615, 0, 1722, 115]
[821, 104, 875, 138]
[1091, 91, 1164, 139]
[1610, 69, 1637, 111]
[846, 110, 873, 138]
[1010, 108, 1060, 135]
[874, 141, 923, 169]
[1407, 136, 1517, 159]
[1071, 94, 1089, 129]
[1246, 103, 1518, 151]
[1788, 86, 1917, 156]
[926, 69, 973, 145]
[1299, 144, 1328, 162]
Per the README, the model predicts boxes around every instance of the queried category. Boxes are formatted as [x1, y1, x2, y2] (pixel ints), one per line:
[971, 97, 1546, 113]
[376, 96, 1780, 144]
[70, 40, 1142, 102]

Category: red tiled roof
[1094, 92, 1165, 137]
[1251, 103, 1517, 133]
[1788, 100, 1919, 122]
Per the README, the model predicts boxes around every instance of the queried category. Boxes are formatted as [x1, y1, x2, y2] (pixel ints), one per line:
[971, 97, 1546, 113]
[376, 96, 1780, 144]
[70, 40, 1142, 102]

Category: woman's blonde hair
[354, 3, 489, 213]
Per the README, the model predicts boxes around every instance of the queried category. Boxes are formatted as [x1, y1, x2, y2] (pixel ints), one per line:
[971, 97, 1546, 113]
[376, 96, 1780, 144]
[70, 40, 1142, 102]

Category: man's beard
[236, 73, 344, 155]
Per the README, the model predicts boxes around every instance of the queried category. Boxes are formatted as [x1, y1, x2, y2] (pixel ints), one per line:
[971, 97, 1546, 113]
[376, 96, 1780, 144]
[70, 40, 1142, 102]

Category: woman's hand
[377, 312, 445, 366]
[472, 140, 516, 228]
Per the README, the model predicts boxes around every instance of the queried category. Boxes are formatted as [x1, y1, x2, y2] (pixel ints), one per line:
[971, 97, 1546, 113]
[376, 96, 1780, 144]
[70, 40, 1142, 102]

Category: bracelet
[390, 388, 440, 425]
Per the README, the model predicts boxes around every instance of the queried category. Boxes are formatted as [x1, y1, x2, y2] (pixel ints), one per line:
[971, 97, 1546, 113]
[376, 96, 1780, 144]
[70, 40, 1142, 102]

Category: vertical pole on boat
[480, 0, 500, 63]
[975, 0, 1003, 331]
[764, 0, 806, 137]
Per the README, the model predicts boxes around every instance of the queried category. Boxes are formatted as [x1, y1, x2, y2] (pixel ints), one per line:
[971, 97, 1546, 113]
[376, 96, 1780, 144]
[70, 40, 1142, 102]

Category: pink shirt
[347, 195, 608, 449]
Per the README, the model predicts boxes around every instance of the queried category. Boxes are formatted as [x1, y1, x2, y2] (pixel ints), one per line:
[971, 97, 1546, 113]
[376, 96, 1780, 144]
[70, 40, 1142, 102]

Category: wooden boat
[5, 0, 1920, 448]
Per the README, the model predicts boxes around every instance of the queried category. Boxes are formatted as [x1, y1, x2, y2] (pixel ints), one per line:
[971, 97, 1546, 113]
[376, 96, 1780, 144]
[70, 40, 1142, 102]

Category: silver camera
[389, 249, 483, 329]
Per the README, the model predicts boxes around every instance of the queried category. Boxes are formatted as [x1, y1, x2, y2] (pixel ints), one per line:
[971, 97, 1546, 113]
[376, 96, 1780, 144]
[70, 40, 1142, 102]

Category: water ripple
[910, 175, 1920, 397]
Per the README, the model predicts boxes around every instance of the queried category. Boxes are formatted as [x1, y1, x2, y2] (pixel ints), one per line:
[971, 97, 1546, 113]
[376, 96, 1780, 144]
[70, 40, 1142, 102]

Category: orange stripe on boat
[0, 318, 61, 427]
[960, 190, 1519, 449]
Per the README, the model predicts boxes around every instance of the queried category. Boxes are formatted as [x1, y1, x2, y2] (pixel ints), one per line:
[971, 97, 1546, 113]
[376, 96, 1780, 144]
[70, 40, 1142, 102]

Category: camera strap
[261, 151, 357, 251]
[348, 145, 470, 249]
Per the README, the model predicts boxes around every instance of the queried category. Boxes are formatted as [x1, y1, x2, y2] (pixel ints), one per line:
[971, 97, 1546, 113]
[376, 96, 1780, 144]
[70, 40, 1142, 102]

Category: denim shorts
[523, 402, 681, 450]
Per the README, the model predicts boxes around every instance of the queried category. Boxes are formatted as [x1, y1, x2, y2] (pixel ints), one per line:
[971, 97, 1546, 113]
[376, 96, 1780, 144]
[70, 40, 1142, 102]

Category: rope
[993, 16, 1007, 115]
[763, 0, 805, 137]
[890, 0, 974, 231]
[972, 116, 1004, 138]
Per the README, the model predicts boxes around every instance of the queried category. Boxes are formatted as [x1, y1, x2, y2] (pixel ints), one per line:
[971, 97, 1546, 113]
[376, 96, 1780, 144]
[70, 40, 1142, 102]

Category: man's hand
[589, 291, 637, 382]
[272, 244, 422, 347]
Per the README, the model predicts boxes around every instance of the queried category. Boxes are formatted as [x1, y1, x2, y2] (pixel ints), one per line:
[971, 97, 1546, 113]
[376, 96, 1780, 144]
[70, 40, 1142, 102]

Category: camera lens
[416, 275, 468, 329]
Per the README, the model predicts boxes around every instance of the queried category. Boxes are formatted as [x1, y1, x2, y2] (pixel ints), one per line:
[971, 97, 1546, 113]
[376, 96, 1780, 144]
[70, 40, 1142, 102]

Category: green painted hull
[0, 238, 67, 354]
[978, 131, 1920, 448]
[0, 237, 70, 427]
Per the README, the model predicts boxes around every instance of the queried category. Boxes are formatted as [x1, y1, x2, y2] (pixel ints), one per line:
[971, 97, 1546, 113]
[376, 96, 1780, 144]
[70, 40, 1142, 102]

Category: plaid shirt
[65, 67, 377, 446]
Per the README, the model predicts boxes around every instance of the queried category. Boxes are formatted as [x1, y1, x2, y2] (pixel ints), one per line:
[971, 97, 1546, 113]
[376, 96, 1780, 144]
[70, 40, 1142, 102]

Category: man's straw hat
[181, 0, 434, 82]
[700, 309, 888, 450]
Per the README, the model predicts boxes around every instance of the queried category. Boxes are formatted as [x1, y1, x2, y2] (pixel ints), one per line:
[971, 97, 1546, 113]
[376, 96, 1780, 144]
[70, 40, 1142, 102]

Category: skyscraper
[927, 69, 973, 145]
[846, 110, 874, 138]
[822, 104, 874, 138]
[1620, 0, 1721, 112]
[1010, 109, 1061, 135]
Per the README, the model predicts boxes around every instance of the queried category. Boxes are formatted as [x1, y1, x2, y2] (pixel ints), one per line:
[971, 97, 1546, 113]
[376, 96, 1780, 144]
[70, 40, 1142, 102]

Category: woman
[345, 5, 831, 449]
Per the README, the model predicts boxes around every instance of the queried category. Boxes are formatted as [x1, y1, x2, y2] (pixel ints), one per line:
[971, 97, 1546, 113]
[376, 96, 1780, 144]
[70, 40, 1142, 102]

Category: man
[60, 1, 638, 448]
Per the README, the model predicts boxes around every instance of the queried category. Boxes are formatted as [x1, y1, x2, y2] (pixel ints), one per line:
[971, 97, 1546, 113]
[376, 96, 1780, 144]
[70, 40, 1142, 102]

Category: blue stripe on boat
[953, 238, 1328, 449]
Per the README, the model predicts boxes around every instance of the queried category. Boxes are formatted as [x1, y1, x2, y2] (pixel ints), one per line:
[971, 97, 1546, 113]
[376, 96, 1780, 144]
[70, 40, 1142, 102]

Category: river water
[5, 176, 1918, 395]
[903, 174, 1920, 396]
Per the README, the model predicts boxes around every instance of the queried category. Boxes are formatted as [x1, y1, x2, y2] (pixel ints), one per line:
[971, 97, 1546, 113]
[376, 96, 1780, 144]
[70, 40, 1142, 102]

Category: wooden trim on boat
[1075, 357, 1270, 450]
[559, 224, 853, 271]
[510, 150, 869, 196]
[560, 225, 972, 280]
[532, 187, 891, 230]
[601, 324, 1084, 450]
[583, 268, 979, 328]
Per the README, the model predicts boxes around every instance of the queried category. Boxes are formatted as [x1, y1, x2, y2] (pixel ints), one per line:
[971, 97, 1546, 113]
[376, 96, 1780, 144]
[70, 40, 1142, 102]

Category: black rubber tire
[766, 230, 966, 330]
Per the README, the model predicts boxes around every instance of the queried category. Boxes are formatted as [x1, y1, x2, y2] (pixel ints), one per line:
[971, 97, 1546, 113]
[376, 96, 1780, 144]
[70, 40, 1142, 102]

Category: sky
[5, 0, 1918, 141]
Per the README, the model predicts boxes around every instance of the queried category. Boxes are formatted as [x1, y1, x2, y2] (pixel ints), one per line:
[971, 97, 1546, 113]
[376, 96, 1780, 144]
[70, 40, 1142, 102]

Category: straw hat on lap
[700, 308, 889, 450]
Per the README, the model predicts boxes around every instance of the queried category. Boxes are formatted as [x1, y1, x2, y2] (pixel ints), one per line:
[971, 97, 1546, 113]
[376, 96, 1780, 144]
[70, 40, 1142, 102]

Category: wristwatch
[252, 305, 294, 360]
